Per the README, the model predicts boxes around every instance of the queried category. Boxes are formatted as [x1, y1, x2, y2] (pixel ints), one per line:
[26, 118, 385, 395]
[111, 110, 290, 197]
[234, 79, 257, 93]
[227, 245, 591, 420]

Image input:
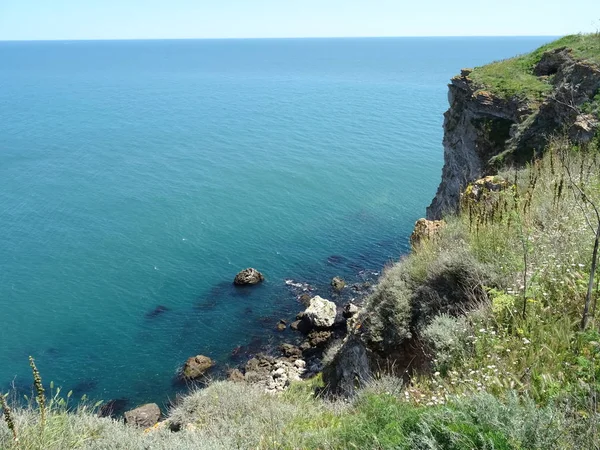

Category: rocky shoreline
[114, 267, 376, 427]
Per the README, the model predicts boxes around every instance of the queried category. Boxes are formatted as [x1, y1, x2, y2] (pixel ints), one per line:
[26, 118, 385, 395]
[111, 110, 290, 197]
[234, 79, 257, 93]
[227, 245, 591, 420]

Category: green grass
[469, 33, 600, 103]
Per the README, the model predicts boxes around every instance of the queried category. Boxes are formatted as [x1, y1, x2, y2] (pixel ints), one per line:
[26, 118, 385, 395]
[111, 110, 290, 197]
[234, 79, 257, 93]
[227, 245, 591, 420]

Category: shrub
[422, 314, 470, 374]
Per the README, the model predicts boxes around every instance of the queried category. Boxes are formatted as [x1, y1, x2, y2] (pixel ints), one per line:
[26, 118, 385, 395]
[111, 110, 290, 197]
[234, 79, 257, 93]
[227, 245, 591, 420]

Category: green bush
[422, 314, 470, 374]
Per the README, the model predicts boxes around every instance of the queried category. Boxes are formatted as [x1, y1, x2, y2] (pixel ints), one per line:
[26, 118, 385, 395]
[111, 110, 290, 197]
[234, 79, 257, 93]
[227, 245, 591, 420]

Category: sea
[0, 36, 554, 409]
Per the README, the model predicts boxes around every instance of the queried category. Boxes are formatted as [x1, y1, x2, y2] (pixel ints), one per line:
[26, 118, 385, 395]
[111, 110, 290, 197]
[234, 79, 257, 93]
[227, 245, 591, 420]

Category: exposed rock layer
[427, 51, 600, 219]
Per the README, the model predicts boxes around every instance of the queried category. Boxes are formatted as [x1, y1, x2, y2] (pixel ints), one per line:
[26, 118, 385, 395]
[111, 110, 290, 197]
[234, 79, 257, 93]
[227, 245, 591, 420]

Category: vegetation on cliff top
[469, 33, 600, 102]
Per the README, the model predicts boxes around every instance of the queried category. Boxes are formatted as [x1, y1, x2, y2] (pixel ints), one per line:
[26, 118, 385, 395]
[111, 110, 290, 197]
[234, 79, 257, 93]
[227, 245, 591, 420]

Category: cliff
[427, 36, 600, 219]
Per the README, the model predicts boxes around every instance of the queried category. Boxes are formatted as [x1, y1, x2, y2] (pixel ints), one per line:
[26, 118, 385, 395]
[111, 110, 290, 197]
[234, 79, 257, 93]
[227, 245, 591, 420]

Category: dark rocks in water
[276, 319, 287, 332]
[229, 337, 264, 362]
[290, 318, 311, 334]
[145, 305, 170, 319]
[280, 343, 303, 359]
[124, 403, 161, 428]
[195, 298, 218, 311]
[71, 379, 99, 397]
[258, 315, 275, 323]
[331, 277, 346, 292]
[182, 355, 214, 380]
[352, 282, 372, 292]
[98, 398, 129, 418]
[233, 268, 264, 286]
[299, 293, 312, 306]
[306, 330, 333, 349]
[327, 255, 347, 265]
[44, 347, 60, 356]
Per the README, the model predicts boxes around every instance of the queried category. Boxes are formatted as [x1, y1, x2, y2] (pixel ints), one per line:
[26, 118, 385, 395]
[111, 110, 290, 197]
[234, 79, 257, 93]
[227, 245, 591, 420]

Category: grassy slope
[469, 33, 600, 103]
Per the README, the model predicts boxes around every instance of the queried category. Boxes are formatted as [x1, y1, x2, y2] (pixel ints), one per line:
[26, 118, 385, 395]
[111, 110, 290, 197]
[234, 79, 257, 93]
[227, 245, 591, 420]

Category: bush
[422, 314, 470, 374]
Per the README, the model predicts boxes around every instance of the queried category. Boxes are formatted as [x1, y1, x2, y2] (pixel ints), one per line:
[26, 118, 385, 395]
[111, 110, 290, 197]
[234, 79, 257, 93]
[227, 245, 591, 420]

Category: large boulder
[124, 403, 161, 428]
[233, 268, 264, 285]
[182, 355, 214, 380]
[322, 335, 372, 397]
[302, 296, 336, 328]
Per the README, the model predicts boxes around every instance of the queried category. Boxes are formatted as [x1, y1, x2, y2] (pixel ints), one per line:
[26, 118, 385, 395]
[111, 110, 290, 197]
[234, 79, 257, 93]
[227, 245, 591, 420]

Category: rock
[182, 355, 214, 380]
[233, 268, 264, 285]
[145, 305, 170, 319]
[307, 330, 332, 348]
[533, 47, 572, 76]
[299, 293, 312, 306]
[343, 302, 359, 318]
[331, 277, 346, 292]
[323, 335, 372, 397]
[460, 68, 472, 77]
[245, 354, 274, 373]
[303, 296, 337, 328]
[410, 218, 445, 248]
[124, 403, 161, 428]
[280, 343, 303, 359]
[290, 318, 311, 334]
[463, 176, 508, 203]
[244, 370, 263, 383]
[227, 368, 245, 382]
[294, 359, 306, 369]
[276, 319, 287, 332]
[98, 398, 128, 418]
[427, 49, 600, 220]
[570, 113, 599, 142]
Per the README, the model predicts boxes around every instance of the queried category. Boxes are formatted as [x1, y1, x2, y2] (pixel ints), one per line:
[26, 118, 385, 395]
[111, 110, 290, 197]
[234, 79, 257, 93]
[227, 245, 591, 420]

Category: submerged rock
[182, 355, 214, 380]
[145, 305, 170, 319]
[299, 293, 312, 306]
[331, 277, 346, 292]
[124, 403, 161, 428]
[233, 268, 264, 285]
[98, 398, 129, 418]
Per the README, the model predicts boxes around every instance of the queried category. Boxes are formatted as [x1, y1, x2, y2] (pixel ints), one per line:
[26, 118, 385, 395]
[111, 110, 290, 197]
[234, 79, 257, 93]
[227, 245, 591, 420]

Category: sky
[0, 0, 598, 41]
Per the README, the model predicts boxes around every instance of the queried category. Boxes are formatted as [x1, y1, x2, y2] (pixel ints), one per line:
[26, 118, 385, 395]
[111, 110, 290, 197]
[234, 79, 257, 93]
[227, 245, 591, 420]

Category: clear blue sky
[0, 0, 598, 41]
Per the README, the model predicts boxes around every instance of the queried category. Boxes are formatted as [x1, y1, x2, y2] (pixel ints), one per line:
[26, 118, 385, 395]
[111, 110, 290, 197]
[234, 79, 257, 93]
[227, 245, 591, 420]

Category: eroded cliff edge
[426, 44, 600, 219]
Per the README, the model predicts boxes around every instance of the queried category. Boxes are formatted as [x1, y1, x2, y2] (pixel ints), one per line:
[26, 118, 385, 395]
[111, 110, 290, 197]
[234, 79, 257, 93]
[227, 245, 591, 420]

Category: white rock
[303, 296, 336, 328]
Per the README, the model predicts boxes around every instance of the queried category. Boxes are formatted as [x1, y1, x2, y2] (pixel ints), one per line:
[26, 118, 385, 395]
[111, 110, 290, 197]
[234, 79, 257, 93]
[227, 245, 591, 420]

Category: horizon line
[0, 34, 564, 43]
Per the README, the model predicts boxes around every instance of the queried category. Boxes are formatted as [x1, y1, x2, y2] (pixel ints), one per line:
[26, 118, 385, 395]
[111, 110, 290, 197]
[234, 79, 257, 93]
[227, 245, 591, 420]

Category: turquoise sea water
[0, 37, 553, 407]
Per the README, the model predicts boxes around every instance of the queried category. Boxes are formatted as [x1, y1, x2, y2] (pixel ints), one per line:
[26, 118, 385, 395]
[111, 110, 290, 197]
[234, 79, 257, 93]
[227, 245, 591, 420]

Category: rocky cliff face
[427, 48, 600, 220]
[324, 43, 600, 398]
